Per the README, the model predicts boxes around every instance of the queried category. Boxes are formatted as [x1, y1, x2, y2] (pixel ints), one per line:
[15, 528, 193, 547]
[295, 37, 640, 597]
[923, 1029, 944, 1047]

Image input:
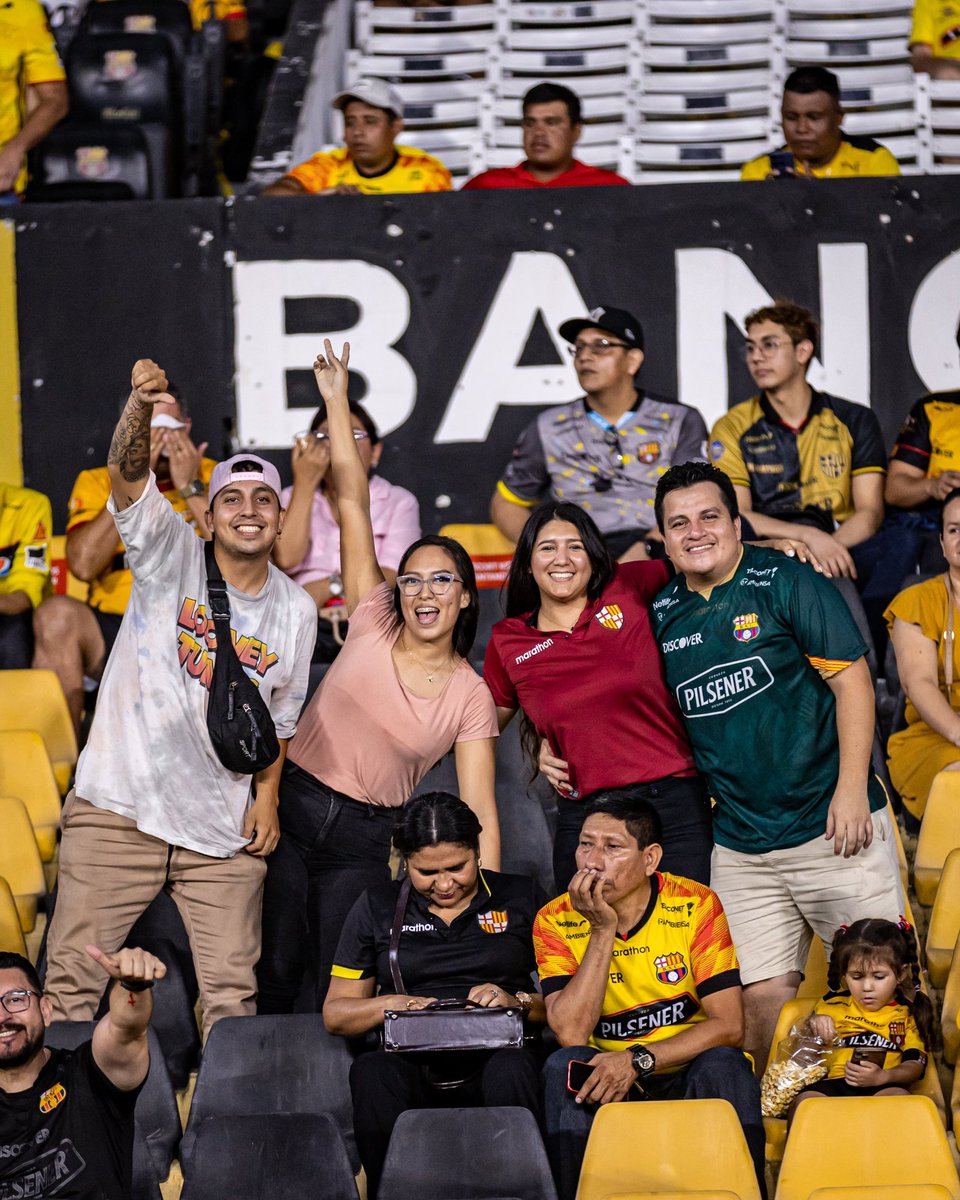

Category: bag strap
[944, 573, 956, 693]
[388, 876, 413, 995]
[204, 539, 231, 626]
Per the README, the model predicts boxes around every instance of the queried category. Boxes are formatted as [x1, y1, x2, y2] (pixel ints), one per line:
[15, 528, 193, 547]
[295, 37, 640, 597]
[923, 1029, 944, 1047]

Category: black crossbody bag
[381, 878, 524, 1055]
[204, 539, 280, 774]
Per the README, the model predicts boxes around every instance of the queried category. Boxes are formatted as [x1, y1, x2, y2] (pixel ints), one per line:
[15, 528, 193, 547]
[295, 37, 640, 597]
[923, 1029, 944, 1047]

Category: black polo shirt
[0, 1042, 141, 1200]
[331, 870, 542, 999]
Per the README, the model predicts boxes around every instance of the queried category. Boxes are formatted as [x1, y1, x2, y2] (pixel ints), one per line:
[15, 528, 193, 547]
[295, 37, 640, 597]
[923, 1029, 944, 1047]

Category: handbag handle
[388, 876, 413, 995]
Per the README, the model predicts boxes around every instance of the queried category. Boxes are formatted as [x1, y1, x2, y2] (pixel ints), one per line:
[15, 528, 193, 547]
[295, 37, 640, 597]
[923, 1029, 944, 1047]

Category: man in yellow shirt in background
[0, 0, 68, 198]
[262, 77, 451, 196]
[910, 0, 960, 78]
[32, 386, 216, 735]
[741, 66, 900, 181]
[0, 482, 51, 666]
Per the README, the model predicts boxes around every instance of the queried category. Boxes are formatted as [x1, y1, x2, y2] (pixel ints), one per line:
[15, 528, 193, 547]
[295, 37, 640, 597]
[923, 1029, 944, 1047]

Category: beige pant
[45, 792, 266, 1038]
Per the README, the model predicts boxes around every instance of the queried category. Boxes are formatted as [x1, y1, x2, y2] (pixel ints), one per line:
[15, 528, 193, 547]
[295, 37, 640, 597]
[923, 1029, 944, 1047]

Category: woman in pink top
[274, 398, 421, 664]
[258, 340, 501, 1012]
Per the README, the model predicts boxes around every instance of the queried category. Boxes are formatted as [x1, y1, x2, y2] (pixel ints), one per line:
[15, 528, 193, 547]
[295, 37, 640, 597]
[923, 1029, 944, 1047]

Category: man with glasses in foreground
[490, 306, 708, 561]
[0, 945, 164, 1199]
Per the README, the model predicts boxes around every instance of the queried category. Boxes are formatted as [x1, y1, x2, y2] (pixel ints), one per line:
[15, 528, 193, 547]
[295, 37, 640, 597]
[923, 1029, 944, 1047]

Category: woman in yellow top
[885, 487, 960, 820]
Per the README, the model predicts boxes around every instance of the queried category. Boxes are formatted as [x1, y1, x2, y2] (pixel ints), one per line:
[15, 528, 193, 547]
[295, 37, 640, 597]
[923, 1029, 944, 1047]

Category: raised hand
[85, 944, 167, 986]
[312, 338, 351, 406]
[130, 359, 170, 405]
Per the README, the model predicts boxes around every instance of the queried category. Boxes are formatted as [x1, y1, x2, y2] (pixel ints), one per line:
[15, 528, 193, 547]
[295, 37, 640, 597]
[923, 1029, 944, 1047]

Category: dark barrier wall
[17, 177, 960, 530]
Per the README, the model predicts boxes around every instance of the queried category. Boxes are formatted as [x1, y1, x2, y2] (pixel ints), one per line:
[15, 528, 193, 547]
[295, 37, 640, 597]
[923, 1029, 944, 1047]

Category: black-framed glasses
[397, 572, 463, 596]
[568, 339, 631, 358]
[295, 429, 370, 445]
[0, 989, 40, 1014]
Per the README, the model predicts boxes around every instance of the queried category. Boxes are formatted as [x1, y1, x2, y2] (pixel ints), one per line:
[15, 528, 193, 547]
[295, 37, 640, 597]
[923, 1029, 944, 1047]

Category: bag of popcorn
[760, 1024, 830, 1117]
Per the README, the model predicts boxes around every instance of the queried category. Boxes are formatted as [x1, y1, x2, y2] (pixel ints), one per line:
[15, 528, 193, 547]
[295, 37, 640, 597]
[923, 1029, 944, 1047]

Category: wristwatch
[328, 573, 344, 599]
[630, 1044, 656, 1079]
[515, 990, 534, 1014]
[178, 479, 205, 500]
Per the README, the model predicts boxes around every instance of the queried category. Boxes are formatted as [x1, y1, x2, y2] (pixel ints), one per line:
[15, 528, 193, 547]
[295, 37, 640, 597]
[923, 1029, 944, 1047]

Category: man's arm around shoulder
[88, 945, 166, 1091]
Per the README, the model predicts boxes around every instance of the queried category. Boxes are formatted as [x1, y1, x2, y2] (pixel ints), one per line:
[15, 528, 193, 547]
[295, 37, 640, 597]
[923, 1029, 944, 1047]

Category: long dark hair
[504, 501, 614, 618]
[393, 791, 482, 858]
[394, 535, 479, 659]
[827, 918, 937, 1054]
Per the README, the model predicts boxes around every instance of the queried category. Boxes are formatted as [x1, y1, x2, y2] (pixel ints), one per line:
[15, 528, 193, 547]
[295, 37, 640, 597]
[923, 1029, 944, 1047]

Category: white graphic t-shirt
[75, 476, 317, 857]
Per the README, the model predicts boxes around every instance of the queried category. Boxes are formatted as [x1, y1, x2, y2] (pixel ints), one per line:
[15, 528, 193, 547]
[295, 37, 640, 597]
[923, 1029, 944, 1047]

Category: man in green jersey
[651, 461, 902, 1070]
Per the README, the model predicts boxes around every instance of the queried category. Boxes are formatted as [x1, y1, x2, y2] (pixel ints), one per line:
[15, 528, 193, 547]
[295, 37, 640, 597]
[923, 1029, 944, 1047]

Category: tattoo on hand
[108, 394, 151, 488]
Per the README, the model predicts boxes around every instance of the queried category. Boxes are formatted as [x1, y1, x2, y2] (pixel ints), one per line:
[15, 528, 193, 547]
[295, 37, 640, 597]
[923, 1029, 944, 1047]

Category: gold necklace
[399, 635, 455, 685]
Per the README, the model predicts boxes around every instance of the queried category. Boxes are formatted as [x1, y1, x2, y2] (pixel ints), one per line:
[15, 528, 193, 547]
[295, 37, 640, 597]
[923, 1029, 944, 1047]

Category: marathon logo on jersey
[732, 612, 760, 642]
[477, 910, 508, 934]
[676, 656, 774, 718]
[515, 638, 554, 665]
[595, 604, 624, 631]
[102, 49, 137, 81]
[818, 453, 847, 480]
[636, 442, 660, 464]
[38, 1083, 66, 1114]
[661, 632, 703, 654]
[596, 993, 699, 1042]
[654, 951, 688, 985]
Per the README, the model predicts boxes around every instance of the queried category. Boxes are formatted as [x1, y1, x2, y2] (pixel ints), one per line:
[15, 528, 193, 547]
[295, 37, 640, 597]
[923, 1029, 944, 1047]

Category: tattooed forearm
[108, 393, 151, 484]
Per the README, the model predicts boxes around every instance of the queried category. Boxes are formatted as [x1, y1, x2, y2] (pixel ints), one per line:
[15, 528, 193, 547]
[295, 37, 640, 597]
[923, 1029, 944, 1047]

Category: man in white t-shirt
[44, 359, 317, 1036]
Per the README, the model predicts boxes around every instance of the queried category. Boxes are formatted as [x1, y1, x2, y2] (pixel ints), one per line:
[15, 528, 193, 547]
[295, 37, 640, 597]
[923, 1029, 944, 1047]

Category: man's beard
[0, 1022, 44, 1070]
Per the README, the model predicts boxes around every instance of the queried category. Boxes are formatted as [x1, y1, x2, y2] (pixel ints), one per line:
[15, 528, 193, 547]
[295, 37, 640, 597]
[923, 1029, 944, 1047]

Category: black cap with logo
[558, 305, 644, 353]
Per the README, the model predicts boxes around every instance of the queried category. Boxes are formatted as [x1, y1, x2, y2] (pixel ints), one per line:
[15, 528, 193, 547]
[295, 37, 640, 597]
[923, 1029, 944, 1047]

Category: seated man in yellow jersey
[262, 77, 452, 196]
[741, 66, 900, 181]
[0, 0, 68, 199]
[32, 385, 216, 735]
[910, 0, 960, 78]
[0, 481, 51, 666]
[535, 795, 765, 1200]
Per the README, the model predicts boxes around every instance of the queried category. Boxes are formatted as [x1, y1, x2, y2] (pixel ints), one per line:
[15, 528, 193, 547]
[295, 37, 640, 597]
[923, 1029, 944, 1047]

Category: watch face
[633, 1047, 654, 1072]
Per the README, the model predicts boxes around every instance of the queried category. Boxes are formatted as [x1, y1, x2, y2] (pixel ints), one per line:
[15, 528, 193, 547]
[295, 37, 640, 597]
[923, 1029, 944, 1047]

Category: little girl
[793, 918, 936, 1105]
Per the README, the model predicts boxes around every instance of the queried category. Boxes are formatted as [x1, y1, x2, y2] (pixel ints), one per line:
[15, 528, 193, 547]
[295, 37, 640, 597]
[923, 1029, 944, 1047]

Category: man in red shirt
[462, 82, 629, 190]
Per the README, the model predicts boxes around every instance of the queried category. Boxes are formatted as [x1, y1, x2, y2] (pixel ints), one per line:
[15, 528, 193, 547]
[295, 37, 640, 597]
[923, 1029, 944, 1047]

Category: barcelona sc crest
[654, 952, 687, 985]
[595, 604, 624, 631]
[733, 612, 759, 642]
[39, 1083, 66, 1113]
[889, 1020, 905, 1046]
[477, 910, 508, 934]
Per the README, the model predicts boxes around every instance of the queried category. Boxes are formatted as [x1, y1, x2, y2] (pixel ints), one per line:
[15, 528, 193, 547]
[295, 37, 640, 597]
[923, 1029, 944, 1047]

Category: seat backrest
[778, 1096, 960, 1198]
[82, 0, 194, 67]
[180, 1114, 358, 1200]
[378, 1107, 556, 1200]
[67, 33, 177, 126]
[29, 123, 152, 201]
[0, 730, 62, 860]
[0, 878, 27, 956]
[0, 669, 77, 791]
[179, 1014, 356, 1168]
[45, 1022, 182, 1176]
[576, 1100, 761, 1200]
[0, 796, 46, 901]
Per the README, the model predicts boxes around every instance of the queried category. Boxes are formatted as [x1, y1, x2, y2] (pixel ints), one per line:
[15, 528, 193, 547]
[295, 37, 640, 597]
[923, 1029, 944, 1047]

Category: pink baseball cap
[208, 454, 283, 505]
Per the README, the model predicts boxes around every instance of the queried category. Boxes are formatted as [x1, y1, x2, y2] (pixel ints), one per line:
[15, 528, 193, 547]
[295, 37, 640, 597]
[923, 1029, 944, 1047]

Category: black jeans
[351, 1047, 543, 1199]
[257, 762, 395, 1013]
[553, 774, 713, 894]
[0, 611, 33, 668]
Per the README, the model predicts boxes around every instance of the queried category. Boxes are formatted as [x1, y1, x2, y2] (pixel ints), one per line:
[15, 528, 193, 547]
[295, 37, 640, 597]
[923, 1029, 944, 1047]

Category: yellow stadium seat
[575, 1100, 762, 1200]
[804, 1189, 954, 1199]
[0, 669, 77, 794]
[797, 936, 829, 999]
[0, 797, 46, 933]
[941, 939, 960, 1066]
[438, 523, 515, 557]
[0, 730, 62, 861]
[48, 534, 89, 603]
[775, 1096, 959, 1199]
[915, 772, 960, 906]
[952, 1057, 960, 1133]
[926, 848, 960, 988]
[0, 877, 27, 956]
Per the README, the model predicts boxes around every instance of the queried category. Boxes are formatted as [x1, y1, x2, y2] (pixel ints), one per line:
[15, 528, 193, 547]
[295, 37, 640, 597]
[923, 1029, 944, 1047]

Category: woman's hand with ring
[467, 982, 515, 1008]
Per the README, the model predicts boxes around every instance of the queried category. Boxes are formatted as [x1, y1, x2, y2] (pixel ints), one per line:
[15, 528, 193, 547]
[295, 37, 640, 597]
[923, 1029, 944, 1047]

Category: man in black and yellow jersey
[0, 481, 51, 666]
[0, 0, 68, 197]
[32, 387, 215, 735]
[536, 794, 764, 1200]
[910, 0, 960, 78]
[653, 462, 902, 1075]
[741, 66, 900, 181]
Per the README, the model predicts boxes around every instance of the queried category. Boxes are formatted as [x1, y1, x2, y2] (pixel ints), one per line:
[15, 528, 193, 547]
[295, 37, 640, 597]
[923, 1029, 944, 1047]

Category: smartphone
[851, 1048, 886, 1067]
[566, 1059, 597, 1094]
[768, 149, 795, 176]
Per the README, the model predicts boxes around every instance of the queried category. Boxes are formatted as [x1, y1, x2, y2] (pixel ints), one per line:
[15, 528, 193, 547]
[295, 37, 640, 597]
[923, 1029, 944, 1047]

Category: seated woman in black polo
[323, 792, 545, 1200]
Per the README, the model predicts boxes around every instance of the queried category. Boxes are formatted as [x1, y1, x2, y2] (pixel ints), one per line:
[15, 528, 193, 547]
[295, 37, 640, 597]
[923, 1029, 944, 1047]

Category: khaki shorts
[711, 808, 904, 986]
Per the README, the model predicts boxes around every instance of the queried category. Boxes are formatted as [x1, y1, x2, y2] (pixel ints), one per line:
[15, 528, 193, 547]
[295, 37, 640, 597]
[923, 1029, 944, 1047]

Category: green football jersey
[653, 544, 884, 853]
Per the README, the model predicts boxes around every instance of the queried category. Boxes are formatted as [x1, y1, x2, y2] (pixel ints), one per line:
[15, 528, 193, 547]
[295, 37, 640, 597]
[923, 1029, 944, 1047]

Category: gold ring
[405, 999, 416, 1009]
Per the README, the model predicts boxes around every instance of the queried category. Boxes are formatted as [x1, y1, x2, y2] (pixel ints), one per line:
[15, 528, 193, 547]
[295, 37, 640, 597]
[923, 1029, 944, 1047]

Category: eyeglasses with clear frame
[568, 339, 631, 358]
[739, 336, 794, 361]
[295, 429, 370, 446]
[397, 572, 463, 596]
[0, 989, 40, 1014]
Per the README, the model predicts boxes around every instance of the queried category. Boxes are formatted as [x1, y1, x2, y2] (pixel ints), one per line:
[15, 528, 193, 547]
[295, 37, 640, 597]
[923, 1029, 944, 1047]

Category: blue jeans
[542, 1045, 766, 1200]
[553, 774, 713, 895]
[257, 762, 395, 1012]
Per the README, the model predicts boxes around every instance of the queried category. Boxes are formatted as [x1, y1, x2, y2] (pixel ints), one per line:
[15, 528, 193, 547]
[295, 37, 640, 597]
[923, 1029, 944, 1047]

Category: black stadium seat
[81, 0, 195, 70]
[180, 1114, 358, 1200]
[378, 1107, 558, 1200]
[27, 123, 151, 200]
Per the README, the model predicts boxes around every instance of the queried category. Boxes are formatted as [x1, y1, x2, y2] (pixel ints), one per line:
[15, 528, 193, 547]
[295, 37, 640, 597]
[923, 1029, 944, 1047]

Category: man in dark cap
[490, 306, 708, 560]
